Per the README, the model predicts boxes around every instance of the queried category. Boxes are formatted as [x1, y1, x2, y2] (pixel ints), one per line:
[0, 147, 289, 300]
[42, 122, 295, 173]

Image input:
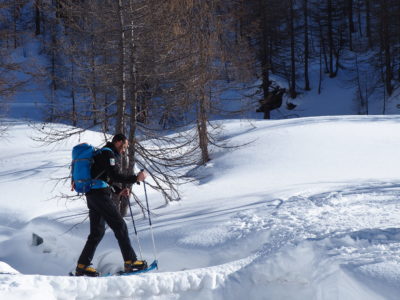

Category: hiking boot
[124, 260, 148, 273]
[75, 264, 99, 277]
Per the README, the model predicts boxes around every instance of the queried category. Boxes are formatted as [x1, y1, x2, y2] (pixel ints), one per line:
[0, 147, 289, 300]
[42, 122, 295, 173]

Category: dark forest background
[1, 0, 400, 201]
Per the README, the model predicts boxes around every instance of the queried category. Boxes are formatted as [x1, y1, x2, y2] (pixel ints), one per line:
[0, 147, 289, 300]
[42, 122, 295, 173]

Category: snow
[1, 115, 400, 299]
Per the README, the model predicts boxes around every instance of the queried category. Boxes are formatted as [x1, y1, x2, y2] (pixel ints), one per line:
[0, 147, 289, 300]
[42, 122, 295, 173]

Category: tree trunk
[13, 0, 18, 49]
[381, 0, 393, 96]
[347, 0, 354, 50]
[303, 0, 310, 91]
[89, 35, 98, 126]
[35, 0, 41, 35]
[49, 28, 57, 122]
[116, 0, 127, 134]
[289, 0, 296, 98]
[71, 62, 77, 126]
[128, 0, 138, 171]
[197, 94, 210, 165]
[317, 14, 329, 73]
[318, 44, 322, 94]
[365, 0, 372, 48]
[103, 54, 110, 133]
[327, 0, 335, 77]
[259, 0, 271, 115]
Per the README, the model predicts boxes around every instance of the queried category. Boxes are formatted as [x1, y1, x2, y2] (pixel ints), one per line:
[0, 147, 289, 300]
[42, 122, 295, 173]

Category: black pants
[77, 189, 137, 265]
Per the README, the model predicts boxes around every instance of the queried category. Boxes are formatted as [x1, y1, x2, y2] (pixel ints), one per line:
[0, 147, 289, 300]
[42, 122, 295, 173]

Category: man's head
[112, 133, 128, 154]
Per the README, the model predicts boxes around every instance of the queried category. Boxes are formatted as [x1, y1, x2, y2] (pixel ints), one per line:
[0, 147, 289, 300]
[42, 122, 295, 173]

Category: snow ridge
[2, 116, 400, 299]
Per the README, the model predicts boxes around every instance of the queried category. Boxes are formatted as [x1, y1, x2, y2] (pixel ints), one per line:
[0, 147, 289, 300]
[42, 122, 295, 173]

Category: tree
[377, 0, 394, 96]
[303, 0, 311, 91]
[288, 0, 298, 98]
[0, 0, 29, 119]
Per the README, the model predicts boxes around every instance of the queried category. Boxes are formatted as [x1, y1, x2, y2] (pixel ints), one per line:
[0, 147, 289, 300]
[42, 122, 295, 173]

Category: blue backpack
[71, 143, 113, 193]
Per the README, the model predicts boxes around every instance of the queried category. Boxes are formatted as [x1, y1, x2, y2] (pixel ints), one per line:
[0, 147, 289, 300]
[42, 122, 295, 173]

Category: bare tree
[303, 0, 311, 91]
[0, 0, 29, 121]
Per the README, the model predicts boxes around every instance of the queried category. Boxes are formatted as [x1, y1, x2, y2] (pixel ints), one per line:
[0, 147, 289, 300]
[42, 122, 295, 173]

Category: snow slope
[1, 116, 400, 299]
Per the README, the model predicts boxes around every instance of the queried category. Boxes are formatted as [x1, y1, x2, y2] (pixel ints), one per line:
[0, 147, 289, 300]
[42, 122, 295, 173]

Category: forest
[1, 0, 400, 201]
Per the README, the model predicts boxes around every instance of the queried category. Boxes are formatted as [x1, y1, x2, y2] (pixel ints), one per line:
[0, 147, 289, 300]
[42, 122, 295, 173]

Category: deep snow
[1, 116, 400, 299]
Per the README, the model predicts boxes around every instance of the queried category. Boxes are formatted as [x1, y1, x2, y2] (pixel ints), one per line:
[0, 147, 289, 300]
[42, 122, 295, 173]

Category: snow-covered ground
[1, 115, 400, 299]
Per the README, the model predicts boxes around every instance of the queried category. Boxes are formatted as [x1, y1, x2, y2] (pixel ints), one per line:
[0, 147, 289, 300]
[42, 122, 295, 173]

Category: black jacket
[90, 142, 137, 193]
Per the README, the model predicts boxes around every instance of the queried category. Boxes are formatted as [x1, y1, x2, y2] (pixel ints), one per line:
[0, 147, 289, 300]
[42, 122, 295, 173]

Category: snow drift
[1, 116, 400, 299]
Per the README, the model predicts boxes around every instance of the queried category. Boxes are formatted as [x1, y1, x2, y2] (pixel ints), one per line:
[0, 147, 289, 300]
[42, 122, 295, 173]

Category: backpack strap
[91, 147, 115, 190]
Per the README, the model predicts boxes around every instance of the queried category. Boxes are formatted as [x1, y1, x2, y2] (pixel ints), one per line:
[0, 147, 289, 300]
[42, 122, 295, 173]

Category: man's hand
[136, 170, 148, 182]
[119, 188, 130, 197]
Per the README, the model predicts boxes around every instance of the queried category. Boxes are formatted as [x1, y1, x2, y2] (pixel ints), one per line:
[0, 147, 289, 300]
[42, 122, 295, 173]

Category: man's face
[115, 140, 129, 154]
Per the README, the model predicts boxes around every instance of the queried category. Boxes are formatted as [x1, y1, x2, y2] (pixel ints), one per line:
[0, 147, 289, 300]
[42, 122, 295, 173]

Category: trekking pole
[143, 178, 158, 269]
[128, 192, 143, 260]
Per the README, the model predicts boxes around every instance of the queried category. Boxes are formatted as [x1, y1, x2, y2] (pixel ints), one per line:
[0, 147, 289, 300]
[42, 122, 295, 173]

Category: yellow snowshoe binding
[124, 260, 148, 273]
[75, 264, 99, 277]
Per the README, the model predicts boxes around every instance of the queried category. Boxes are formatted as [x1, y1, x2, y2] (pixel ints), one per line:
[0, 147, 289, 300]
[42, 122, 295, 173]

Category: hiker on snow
[74, 133, 147, 276]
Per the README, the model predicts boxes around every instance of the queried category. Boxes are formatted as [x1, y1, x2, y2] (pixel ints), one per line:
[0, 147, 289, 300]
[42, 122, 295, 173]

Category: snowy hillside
[1, 116, 400, 299]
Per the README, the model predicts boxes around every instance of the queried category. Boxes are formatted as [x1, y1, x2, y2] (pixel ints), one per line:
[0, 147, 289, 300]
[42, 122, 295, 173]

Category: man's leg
[77, 195, 106, 266]
[88, 191, 137, 262]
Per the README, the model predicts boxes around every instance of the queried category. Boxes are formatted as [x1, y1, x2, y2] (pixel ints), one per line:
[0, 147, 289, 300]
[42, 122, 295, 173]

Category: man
[75, 133, 147, 276]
